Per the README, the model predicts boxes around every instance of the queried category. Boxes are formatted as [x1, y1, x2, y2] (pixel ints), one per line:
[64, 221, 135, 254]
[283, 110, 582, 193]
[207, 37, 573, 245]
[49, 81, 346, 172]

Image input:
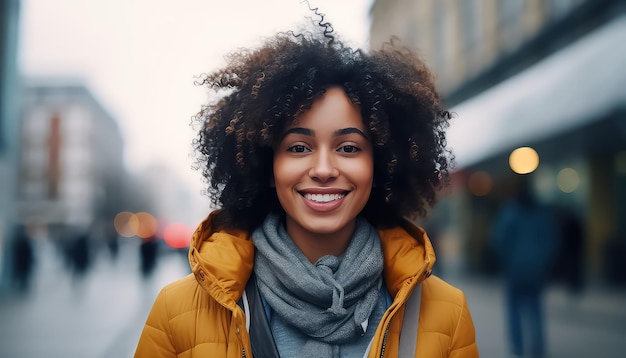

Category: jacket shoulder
[420, 275, 466, 334]
[136, 273, 234, 357]
[157, 273, 211, 324]
[163, 273, 200, 297]
[421, 275, 465, 306]
[142, 274, 201, 332]
[419, 275, 478, 355]
[135, 274, 199, 356]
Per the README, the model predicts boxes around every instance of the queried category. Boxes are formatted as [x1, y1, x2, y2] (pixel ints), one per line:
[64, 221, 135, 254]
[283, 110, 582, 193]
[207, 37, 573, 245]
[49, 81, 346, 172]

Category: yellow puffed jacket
[135, 212, 479, 357]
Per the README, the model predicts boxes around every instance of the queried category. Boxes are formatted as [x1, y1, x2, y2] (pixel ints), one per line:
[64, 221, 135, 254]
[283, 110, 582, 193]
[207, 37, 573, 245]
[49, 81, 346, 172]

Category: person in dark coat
[139, 235, 159, 278]
[11, 225, 35, 292]
[491, 177, 560, 358]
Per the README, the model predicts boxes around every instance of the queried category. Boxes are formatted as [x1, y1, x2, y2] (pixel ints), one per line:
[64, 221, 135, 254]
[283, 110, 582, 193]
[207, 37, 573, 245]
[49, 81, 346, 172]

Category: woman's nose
[309, 150, 339, 182]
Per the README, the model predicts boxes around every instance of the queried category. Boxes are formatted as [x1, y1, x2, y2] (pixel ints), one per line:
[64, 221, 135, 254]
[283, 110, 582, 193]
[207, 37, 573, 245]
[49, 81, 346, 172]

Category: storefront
[441, 15, 626, 282]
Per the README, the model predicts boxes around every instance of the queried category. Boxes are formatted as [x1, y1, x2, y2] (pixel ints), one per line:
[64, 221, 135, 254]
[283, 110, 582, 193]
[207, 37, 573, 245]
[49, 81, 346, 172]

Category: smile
[302, 192, 347, 203]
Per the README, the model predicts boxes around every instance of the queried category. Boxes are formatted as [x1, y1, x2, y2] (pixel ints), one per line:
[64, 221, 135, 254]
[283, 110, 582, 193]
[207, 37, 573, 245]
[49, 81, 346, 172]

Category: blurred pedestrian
[10, 224, 35, 293]
[139, 234, 159, 279]
[491, 176, 560, 358]
[135, 10, 478, 358]
[68, 231, 92, 280]
[105, 229, 120, 262]
[94, 220, 121, 262]
[555, 208, 585, 297]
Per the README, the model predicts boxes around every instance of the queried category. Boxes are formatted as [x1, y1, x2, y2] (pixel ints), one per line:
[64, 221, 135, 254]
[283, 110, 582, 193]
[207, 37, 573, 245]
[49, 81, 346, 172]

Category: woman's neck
[285, 219, 356, 263]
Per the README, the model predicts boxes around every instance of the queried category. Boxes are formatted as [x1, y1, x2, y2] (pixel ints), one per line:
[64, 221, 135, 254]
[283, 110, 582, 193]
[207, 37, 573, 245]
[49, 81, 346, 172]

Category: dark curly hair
[192, 17, 453, 232]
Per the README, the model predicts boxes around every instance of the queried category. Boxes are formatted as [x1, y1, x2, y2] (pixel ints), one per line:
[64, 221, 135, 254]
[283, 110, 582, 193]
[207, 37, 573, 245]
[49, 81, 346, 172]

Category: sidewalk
[0, 238, 190, 358]
[447, 274, 626, 357]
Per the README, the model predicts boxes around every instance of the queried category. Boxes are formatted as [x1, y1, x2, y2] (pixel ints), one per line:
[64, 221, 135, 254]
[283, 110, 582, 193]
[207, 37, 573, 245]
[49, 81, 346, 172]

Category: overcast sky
[18, 0, 374, 192]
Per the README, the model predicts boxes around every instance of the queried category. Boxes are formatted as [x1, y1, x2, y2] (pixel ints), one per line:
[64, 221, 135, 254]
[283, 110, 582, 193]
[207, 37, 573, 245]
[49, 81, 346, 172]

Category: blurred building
[139, 164, 212, 228]
[370, 0, 626, 284]
[0, 0, 22, 291]
[17, 78, 127, 244]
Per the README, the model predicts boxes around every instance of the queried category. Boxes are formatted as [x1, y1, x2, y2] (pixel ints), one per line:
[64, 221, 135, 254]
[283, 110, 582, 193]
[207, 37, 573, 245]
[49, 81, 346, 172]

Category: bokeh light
[114, 211, 136, 238]
[134, 212, 157, 239]
[557, 167, 580, 193]
[509, 147, 540, 174]
[113, 211, 158, 238]
[468, 171, 493, 196]
[163, 223, 193, 249]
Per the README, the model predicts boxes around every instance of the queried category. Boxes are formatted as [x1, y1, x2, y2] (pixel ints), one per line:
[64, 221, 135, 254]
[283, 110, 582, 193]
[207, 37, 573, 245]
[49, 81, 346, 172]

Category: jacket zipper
[379, 277, 421, 358]
[379, 323, 390, 358]
[241, 346, 247, 358]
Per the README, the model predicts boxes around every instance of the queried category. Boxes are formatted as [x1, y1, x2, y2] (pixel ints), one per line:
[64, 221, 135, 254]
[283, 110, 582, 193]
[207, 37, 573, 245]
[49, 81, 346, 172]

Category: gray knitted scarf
[252, 213, 384, 358]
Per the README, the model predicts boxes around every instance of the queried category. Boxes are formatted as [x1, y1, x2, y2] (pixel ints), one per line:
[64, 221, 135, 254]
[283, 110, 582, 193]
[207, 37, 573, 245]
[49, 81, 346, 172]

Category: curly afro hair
[192, 18, 453, 232]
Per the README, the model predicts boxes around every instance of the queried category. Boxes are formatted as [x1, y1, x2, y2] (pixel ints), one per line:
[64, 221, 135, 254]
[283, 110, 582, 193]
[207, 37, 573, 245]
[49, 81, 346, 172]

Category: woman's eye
[338, 145, 360, 153]
[287, 145, 309, 153]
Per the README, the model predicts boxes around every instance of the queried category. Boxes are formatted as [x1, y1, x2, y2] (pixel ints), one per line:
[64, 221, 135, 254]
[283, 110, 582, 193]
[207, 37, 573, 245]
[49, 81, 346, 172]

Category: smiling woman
[273, 87, 374, 262]
[134, 10, 479, 358]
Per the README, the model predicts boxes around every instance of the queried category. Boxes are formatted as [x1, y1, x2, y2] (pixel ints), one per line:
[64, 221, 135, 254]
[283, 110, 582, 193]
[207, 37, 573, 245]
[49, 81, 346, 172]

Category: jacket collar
[188, 212, 435, 306]
[378, 218, 436, 297]
[188, 211, 255, 308]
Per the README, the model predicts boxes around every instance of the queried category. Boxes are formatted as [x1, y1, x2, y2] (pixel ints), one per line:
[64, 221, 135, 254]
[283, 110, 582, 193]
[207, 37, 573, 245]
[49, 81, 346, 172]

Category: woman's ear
[270, 176, 276, 188]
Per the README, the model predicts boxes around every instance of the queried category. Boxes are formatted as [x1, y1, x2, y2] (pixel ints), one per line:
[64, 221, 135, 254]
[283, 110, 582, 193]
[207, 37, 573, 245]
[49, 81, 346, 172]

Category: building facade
[369, 0, 626, 284]
[18, 79, 127, 244]
[0, 0, 22, 291]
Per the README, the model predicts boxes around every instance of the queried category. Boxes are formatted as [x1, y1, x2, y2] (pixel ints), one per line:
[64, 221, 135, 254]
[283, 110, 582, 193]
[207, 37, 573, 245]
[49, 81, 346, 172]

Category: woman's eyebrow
[280, 127, 314, 140]
[335, 127, 369, 139]
[280, 127, 368, 140]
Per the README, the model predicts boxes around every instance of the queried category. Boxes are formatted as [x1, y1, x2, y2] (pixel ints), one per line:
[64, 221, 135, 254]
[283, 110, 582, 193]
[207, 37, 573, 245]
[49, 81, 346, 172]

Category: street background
[2, 1, 626, 357]
[1, 240, 625, 358]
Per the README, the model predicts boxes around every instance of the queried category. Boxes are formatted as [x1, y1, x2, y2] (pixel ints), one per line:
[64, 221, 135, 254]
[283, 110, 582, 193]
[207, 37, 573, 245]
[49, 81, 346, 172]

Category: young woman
[135, 17, 479, 358]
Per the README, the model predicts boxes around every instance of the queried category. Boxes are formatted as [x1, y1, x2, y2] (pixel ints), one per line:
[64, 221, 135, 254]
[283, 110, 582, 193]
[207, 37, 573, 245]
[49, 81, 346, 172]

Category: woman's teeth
[304, 193, 345, 203]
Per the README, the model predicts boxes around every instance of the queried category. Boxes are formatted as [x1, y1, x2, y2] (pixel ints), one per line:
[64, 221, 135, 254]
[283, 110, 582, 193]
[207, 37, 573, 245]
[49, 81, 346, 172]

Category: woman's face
[273, 87, 374, 241]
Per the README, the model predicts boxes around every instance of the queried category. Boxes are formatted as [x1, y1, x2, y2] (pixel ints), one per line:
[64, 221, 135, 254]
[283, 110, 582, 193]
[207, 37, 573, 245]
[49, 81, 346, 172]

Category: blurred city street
[0, 238, 190, 358]
[1, 238, 625, 358]
[2, 1, 626, 358]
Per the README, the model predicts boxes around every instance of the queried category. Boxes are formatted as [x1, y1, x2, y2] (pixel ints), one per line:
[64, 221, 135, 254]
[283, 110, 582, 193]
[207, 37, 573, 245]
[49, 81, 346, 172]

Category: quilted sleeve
[134, 287, 177, 358]
[449, 293, 479, 357]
